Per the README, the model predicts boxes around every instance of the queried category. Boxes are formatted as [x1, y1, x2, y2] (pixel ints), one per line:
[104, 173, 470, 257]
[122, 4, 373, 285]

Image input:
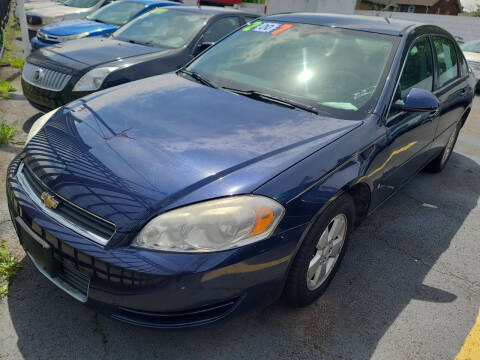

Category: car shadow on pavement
[5, 152, 480, 360]
[22, 113, 43, 135]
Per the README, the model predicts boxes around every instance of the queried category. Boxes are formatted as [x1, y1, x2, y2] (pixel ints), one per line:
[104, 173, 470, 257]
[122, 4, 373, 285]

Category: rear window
[87, 1, 146, 25]
[113, 9, 210, 48]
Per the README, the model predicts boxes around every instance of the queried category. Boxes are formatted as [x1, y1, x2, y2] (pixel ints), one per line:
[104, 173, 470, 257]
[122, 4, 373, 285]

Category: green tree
[472, 4, 480, 17]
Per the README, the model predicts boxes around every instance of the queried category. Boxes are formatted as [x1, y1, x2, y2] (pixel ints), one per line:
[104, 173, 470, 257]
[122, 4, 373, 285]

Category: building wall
[398, 1, 459, 15]
[266, 0, 356, 15]
[355, 10, 480, 41]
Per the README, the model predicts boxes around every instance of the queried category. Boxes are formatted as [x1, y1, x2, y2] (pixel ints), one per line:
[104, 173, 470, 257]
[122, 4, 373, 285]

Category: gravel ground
[0, 31, 479, 360]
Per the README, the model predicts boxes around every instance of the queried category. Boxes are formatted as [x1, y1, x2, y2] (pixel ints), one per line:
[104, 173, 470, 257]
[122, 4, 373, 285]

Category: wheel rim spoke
[330, 238, 343, 258]
[317, 228, 328, 249]
[329, 217, 344, 241]
[307, 254, 322, 280]
[313, 261, 327, 284]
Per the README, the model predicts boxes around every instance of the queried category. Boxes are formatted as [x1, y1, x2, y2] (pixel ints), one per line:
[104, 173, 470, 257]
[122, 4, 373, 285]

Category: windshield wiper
[178, 69, 217, 88]
[222, 87, 320, 115]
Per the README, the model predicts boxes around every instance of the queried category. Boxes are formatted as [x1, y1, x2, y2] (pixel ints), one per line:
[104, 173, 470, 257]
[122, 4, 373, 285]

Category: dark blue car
[31, 0, 182, 49]
[7, 14, 474, 328]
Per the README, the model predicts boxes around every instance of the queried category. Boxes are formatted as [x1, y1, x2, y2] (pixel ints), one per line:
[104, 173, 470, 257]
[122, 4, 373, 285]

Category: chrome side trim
[26, 252, 88, 303]
[17, 163, 110, 246]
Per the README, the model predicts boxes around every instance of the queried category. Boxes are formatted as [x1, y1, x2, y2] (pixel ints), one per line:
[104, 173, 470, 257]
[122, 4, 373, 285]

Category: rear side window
[244, 15, 260, 23]
[399, 37, 434, 99]
[203, 17, 240, 43]
[433, 37, 459, 88]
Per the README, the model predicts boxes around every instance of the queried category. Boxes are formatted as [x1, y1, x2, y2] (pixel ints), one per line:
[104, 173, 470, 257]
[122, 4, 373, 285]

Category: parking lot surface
[0, 44, 479, 359]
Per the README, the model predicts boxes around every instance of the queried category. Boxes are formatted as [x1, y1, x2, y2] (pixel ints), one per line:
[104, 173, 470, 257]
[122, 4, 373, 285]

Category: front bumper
[31, 36, 56, 49]
[22, 78, 90, 112]
[6, 155, 306, 328]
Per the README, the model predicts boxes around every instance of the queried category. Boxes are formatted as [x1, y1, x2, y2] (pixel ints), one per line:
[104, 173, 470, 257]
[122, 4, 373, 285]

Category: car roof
[130, 0, 182, 5]
[163, 5, 254, 15]
[264, 13, 419, 36]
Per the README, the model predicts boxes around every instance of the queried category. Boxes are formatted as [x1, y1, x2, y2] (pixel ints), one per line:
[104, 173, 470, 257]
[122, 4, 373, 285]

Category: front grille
[37, 31, 60, 44]
[22, 62, 72, 91]
[58, 264, 90, 296]
[7, 183, 157, 289]
[27, 15, 42, 25]
[20, 162, 116, 243]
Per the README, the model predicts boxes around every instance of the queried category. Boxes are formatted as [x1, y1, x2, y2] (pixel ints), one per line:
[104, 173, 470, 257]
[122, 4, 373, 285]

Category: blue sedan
[31, 0, 182, 49]
[7, 14, 475, 328]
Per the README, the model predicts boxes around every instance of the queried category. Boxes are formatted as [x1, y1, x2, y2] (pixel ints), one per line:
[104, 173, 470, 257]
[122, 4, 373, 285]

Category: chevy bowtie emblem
[41, 192, 59, 209]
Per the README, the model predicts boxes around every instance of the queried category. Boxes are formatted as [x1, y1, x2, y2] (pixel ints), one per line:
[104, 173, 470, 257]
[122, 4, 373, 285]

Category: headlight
[42, 15, 63, 24]
[59, 32, 89, 42]
[25, 108, 58, 145]
[72, 67, 119, 92]
[132, 196, 285, 253]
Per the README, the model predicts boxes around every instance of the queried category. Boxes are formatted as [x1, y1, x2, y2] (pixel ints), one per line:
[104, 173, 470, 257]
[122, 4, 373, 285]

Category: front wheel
[426, 122, 460, 173]
[284, 194, 355, 307]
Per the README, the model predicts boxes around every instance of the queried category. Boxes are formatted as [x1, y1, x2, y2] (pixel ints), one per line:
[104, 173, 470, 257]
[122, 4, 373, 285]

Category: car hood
[464, 51, 480, 63]
[35, 37, 165, 67]
[28, 5, 90, 18]
[24, 74, 361, 232]
[25, 1, 58, 11]
[41, 19, 118, 36]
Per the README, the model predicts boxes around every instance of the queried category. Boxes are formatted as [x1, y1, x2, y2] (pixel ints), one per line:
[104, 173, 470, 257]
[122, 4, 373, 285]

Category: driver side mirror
[392, 88, 440, 112]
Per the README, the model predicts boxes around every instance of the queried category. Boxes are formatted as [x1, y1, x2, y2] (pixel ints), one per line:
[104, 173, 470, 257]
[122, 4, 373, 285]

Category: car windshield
[113, 8, 210, 48]
[186, 22, 398, 120]
[65, 0, 100, 8]
[461, 40, 480, 53]
[87, 1, 145, 25]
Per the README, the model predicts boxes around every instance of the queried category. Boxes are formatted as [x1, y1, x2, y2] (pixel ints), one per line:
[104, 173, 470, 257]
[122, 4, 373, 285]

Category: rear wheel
[284, 194, 355, 307]
[426, 122, 460, 173]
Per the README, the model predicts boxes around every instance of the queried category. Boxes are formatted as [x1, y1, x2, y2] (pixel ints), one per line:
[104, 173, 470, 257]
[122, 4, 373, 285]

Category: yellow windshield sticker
[150, 8, 168, 14]
[243, 21, 262, 32]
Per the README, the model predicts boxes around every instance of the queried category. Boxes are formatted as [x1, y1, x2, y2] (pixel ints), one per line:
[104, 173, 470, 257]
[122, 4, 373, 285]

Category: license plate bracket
[16, 216, 59, 277]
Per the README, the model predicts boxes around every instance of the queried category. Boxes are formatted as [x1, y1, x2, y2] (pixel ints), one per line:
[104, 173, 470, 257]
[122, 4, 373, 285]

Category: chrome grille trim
[22, 62, 72, 91]
[17, 163, 111, 246]
[37, 31, 60, 43]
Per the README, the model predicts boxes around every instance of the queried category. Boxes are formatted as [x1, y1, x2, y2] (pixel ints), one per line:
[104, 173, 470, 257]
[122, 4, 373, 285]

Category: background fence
[0, 0, 10, 57]
[355, 10, 480, 42]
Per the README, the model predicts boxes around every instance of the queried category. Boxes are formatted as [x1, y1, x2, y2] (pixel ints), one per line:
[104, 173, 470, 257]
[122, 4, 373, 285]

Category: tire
[426, 122, 461, 173]
[284, 194, 355, 308]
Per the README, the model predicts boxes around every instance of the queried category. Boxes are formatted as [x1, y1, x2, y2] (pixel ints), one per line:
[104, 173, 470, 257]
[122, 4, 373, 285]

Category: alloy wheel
[306, 214, 347, 291]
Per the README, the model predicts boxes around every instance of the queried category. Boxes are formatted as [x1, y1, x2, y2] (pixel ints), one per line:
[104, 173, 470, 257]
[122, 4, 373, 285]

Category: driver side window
[389, 37, 434, 118]
[399, 37, 434, 100]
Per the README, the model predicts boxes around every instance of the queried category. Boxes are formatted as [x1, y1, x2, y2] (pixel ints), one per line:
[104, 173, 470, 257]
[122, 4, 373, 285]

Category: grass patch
[0, 241, 21, 297]
[1, 11, 24, 69]
[2, 53, 24, 68]
[0, 81, 16, 99]
[0, 122, 15, 144]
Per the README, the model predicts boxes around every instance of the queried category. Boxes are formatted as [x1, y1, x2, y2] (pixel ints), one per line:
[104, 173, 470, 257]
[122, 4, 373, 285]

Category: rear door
[431, 36, 470, 145]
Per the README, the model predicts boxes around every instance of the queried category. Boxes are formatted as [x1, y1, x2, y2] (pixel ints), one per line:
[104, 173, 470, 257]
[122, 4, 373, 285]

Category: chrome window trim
[17, 162, 111, 246]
